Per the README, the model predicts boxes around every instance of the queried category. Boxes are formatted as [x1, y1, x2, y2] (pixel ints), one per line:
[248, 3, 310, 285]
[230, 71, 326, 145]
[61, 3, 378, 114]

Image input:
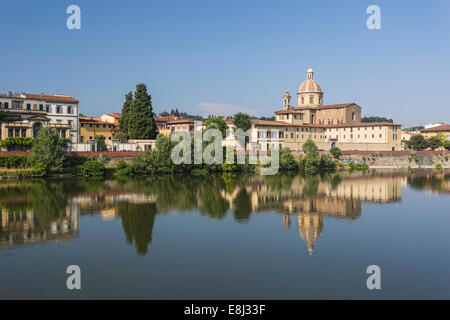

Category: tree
[361, 116, 394, 123]
[113, 131, 128, 143]
[279, 147, 298, 170]
[94, 135, 107, 151]
[128, 84, 158, 139]
[233, 112, 251, 132]
[205, 116, 228, 137]
[119, 91, 133, 138]
[427, 136, 442, 150]
[302, 139, 319, 157]
[29, 127, 66, 174]
[330, 146, 342, 159]
[406, 134, 428, 150]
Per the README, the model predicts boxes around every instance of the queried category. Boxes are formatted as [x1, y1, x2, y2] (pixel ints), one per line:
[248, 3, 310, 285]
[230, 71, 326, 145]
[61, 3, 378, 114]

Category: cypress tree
[128, 83, 158, 139]
[119, 91, 133, 138]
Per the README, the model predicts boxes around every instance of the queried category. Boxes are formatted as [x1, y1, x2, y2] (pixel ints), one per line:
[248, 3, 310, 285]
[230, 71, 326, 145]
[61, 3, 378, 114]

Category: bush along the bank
[348, 162, 369, 171]
[76, 159, 105, 177]
[115, 160, 134, 176]
[297, 140, 338, 173]
[0, 155, 30, 168]
[132, 134, 256, 175]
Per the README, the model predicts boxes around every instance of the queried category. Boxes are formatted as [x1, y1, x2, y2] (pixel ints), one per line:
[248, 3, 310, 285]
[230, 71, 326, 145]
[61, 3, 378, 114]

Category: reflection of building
[222, 174, 403, 253]
[297, 212, 323, 254]
[0, 203, 79, 247]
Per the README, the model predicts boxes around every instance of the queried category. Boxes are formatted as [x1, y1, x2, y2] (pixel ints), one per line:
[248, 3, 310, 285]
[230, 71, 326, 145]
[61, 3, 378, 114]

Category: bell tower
[282, 90, 291, 110]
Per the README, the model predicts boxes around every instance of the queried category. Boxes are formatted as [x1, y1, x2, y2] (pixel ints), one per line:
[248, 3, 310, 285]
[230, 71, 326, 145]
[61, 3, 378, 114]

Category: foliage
[302, 139, 319, 157]
[0, 137, 34, 148]
[361, 116, 393, 123]
[330, 146, 342, 159]
[119, 91, 133, 138]
[349, 162, 369, 171]
[29, 127, 66, 174]
[97, 153, 108, 165]
[406, 134, 428, 150]
[113, 131, 128, 143]
[205, 116, 228, 137]
[93, 135, 107, 151]
[298, 140, 337, 173]
[76, 159, 105, 176]
[128, 83, 158, 139]
[115, 160, 134, 176]
[0, 155, 30, 168]
[233, 112, 251, 132]
[427, 136, 442, 150]
[132, 135, 174, 174]
[279, 147, 298, 170]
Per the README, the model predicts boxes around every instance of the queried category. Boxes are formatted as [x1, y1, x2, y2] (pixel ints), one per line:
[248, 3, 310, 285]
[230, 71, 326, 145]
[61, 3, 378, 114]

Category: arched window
[352, 112, 355, 121]
[301, 96, 304, 104]
[310, 96, 314, 104]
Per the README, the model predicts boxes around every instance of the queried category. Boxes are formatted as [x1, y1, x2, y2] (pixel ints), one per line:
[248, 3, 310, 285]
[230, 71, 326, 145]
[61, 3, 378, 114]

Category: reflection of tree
[301, 175, 319, 198]
[118, 201, 157, 255]
[232, 189, 252, 223]
[198, 177, 229, 220]
[407, 175, 449, 193]
[263, 172, 295, 192]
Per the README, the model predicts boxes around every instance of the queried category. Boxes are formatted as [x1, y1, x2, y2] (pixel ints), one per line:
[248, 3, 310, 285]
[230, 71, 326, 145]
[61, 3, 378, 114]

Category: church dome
[298, 68, 322, 93]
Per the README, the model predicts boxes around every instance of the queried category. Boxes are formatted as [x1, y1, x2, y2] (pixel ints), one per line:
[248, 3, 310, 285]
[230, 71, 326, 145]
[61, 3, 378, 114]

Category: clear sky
[1, 0, 449, 126]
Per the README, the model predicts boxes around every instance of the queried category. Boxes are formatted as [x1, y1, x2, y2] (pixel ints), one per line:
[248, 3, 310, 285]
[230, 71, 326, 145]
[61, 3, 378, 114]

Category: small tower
[282, 90, 291, 110]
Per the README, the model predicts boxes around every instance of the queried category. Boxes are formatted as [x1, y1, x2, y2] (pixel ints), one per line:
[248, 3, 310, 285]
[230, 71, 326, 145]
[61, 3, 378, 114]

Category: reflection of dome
[297, 212, 323, 254]
[298, 68, 322, 93]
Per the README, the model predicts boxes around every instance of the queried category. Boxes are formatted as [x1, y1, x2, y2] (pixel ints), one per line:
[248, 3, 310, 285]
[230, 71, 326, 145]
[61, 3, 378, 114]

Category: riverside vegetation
[0, 127, 355, 178]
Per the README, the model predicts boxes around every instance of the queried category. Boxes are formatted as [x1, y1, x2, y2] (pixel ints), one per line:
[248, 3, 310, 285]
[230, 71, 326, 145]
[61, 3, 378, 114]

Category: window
[26, 103, 31, 110]
[67, 106, 73, 114]
[372, 134, 375, 138]
[352, 112, 355, 121]
[393, 134, 397, 140]
[309, 96, 314, 104]
[39, 104, 44, 111]
[103, 124, 106, 128]
[12, 100, 23, 109]
[96, 124, 99, 128]
[80, 136, 84, 143]
[81, 124, 84, 127]
[56, 105, 62, 113]
[89, 124, 93, 128]
[301, 96, 304, 104]
[46, 105, 50, 112]
[3, 102, 8, 109]
[379, 134, 382, 138]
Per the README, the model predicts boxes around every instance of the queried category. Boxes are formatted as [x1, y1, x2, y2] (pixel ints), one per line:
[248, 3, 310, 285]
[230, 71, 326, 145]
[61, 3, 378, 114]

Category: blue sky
[1, 0, 449, 126]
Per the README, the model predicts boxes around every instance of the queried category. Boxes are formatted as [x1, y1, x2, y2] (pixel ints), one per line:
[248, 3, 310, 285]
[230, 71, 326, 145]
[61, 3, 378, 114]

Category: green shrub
[115, 160, 134, 176]
[0, 137, 34, 148]
[0, 155, 30, 168]
[279, 148, 298, 171]
[330, 146, 342, 159]
[76, 159, 105, 176]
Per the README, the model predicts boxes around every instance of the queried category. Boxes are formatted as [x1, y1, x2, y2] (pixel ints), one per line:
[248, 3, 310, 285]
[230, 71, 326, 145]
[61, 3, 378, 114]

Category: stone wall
[339, 151, 450, 168]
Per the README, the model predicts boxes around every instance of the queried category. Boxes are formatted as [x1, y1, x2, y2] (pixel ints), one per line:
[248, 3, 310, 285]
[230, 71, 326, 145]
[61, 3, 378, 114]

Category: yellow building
[79, 116, 117, 143]
[420, 124, 450, 140]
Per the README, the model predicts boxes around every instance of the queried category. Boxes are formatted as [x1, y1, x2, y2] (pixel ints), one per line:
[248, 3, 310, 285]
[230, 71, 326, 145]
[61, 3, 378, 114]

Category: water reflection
[0, 170, 449, 255]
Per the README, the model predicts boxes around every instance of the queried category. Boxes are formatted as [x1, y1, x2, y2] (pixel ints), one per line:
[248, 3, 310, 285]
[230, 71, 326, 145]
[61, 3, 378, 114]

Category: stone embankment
[340, 151, 450, 169]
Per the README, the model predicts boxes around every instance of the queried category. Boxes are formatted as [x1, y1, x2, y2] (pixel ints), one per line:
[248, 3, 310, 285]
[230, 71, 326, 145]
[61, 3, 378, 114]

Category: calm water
[0, 170, 449, 299]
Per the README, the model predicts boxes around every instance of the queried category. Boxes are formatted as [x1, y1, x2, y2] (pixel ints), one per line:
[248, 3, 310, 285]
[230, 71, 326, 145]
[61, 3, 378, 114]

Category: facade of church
[246, 68, 402, 152]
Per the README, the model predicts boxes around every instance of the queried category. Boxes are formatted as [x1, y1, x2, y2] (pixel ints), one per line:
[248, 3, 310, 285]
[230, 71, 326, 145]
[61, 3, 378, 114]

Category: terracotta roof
[324, 122, 401, 128]
[420, 124, 450, 132]
[22, 93, 78, 103]
[80, 118, 116, 126]
[298, 79, 322, 93]
[106, 113, 121, 118]
[274, 109, 305, 114]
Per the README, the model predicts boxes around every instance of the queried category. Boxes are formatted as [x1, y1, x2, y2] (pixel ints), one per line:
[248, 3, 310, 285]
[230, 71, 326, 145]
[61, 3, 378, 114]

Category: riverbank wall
[340, 151, 450, 168]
